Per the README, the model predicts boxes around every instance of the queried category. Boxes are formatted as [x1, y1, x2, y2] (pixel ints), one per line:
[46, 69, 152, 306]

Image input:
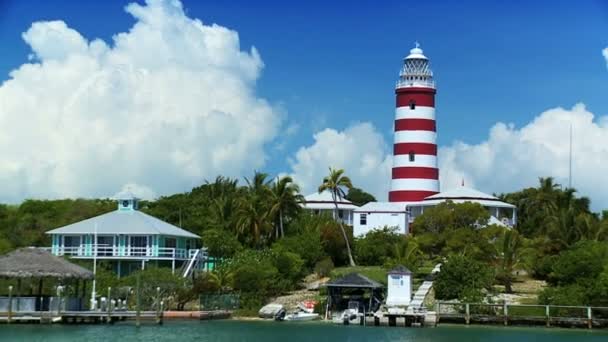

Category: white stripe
[392, 155, 438, 168]
[390, 179, 440, 191]
[394, 131, 436, 144]
[395, 106, 435, 120]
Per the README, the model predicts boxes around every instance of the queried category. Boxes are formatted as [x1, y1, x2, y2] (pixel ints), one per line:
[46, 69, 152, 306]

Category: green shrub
[434, 254, 494, 301]
[354, 226, 402, 265]
[314, 257, 334, 277]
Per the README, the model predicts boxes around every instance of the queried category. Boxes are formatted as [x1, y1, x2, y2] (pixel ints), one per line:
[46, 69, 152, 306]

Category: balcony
[46, 246, 201, 261]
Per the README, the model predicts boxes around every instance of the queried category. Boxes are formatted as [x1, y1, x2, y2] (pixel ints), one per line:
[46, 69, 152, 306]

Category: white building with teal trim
[46, 191, 206, 276]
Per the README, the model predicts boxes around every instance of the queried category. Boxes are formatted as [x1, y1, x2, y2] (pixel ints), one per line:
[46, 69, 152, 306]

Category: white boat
[284, 311, 319, 321]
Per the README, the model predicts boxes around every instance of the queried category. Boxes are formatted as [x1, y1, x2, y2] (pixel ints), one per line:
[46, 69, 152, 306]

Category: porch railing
[48, 246, 197, 260]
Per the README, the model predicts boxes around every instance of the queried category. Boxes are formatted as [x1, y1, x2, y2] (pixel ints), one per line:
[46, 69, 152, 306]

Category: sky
[0, 0, 607, 210]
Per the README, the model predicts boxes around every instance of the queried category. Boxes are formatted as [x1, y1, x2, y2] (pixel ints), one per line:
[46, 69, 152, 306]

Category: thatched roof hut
[0, 247, 93, 279]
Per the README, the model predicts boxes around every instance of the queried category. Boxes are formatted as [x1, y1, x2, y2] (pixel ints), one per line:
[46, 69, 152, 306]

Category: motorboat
[332, 301, 361, 325]
[284, 311, 319, 321]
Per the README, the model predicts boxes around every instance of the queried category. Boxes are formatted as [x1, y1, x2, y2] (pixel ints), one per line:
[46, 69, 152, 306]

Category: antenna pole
[569, 124, 572, 189]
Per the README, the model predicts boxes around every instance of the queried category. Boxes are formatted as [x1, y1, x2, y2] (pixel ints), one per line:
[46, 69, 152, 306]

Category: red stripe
[396, 87, 436, 108]
[395, 119, 436, 131]
[389, 190, 438, 202]
[392, 167, 438, 179]
[394, 143, 437, 155]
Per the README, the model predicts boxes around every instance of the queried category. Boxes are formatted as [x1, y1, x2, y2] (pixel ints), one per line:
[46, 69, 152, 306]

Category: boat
[258, 303, 286, 321]
[332, 301, 361, 325]
[284, 311, 319, 321]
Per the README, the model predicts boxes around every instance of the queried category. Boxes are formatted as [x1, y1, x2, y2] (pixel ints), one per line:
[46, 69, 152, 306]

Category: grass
[331, 266, 388, 285]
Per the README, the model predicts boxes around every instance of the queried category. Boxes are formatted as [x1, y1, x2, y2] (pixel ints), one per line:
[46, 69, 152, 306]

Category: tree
[493, 229, 531, 293]
[434, 254, 494, 302]
[201, 229, 242, 259]
[318, 167, 356, 267]
[345, 187, 376, 206]
[236, 171, 273, 247]
[385, 237, 423, 272]
[269, 176, 304, 239]
[354, 226, 402, 265]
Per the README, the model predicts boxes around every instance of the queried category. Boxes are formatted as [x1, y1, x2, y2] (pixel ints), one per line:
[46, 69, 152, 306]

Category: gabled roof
[354, 202, 406, 213]
[302, 191, 359, 210]
[0, 248, 93, 279]
[326, 272, 383, 289]
[389, 265, 412, 275]
[46, 210, 200, 238]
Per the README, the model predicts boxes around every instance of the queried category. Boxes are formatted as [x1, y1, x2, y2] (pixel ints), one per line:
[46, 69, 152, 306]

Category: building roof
[46, 210, 200, 238]
[325, 273, 384, 289]
[0, 248, 94, 279]
[420, 186, 516, 209]
[354, 202, 406, 213]
[388, 265, 412, 275]
[302, 191, 359, 210]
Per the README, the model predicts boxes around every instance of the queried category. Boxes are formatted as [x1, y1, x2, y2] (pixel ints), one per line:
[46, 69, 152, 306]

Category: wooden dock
[0, 310, 231, 324]
[435, 302, 608, 329]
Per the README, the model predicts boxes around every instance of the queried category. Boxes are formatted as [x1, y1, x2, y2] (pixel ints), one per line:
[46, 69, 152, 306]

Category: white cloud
[0, 0, 283, 201]
[439, 104, 608, 210]
[289, 104, 608, 211]
[603, 47, 608, 68]
[288, 122, 392, 200]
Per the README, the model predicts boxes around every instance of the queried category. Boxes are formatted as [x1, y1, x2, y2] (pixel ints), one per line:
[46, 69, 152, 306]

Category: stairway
[182, 248, 208, 278]
[408, 263, 441, 313]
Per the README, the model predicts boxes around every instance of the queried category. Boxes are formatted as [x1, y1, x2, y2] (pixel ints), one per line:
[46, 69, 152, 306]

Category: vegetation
[0, 172, 606, 311]
[318, 167, 356, 267]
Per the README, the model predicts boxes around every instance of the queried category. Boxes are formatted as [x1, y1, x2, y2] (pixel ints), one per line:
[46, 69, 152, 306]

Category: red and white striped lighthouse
[389, 43, 439, 202]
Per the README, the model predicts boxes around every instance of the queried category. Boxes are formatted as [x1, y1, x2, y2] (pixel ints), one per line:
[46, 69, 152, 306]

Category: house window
[360, 214, 367, 225]
[338, 210, 344, 219]
[165, 237, 176, 249]
[409, 100, 416, 110]
[409, 150, 415, 162]
[64, 236, 81, 247]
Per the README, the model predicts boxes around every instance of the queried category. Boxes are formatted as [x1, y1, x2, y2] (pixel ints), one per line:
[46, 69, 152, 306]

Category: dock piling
[7, 285, 13, 324]
[587, 307, 592, 329]
[465, 303, 470, 324]
[136, 275, 141, 327]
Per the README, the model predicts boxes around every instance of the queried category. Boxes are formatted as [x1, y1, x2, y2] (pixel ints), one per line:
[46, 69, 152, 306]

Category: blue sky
[0, 0, 607, 205]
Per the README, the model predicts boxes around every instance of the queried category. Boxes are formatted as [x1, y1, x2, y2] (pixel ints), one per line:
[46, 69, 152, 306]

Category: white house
[353, 202, 408, 237]
[353, 185, 517, 237]
[301, 191, 359, 225]
[386, 265, 412, 307]
[410, 186, 517, 226]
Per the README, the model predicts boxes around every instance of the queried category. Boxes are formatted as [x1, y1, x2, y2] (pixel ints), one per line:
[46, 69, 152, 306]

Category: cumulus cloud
[290, 104, 608, 211]
[439, 104, 608, 210]
[288, 122, 392, 200]
[603, 47, 608, 68]
[0, 0, 282, 201]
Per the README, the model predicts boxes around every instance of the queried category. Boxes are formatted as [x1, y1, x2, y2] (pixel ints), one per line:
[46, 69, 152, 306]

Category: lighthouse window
[409, 151, 415, 162]
[409, 100, 416, 110]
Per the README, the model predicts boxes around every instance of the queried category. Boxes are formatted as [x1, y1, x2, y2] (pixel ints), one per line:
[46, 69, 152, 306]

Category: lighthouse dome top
[405, 43, 427, 60]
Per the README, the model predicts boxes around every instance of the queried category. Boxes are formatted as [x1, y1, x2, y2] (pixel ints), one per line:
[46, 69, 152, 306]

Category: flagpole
[91, 222, 97, 310]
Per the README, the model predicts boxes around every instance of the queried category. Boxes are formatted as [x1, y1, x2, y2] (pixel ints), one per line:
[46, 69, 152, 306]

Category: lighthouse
[388, 43, 439, 202]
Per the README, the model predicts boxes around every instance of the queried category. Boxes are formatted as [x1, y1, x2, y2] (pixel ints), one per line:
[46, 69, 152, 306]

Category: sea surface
[1, 320, 607, 342]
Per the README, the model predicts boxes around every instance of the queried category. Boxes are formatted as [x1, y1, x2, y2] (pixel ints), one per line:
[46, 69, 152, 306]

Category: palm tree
[318, 167, 356, 267]
[390, 238, 422, 272]
[235, 171, 273, 247]
[270, 176, 304, 239]
[495, 229, 531, 293]
[235, 196, 271, 247]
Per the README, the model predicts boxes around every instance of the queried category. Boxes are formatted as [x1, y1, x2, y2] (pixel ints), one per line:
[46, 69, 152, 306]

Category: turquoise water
[1, 320, 607, 342]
